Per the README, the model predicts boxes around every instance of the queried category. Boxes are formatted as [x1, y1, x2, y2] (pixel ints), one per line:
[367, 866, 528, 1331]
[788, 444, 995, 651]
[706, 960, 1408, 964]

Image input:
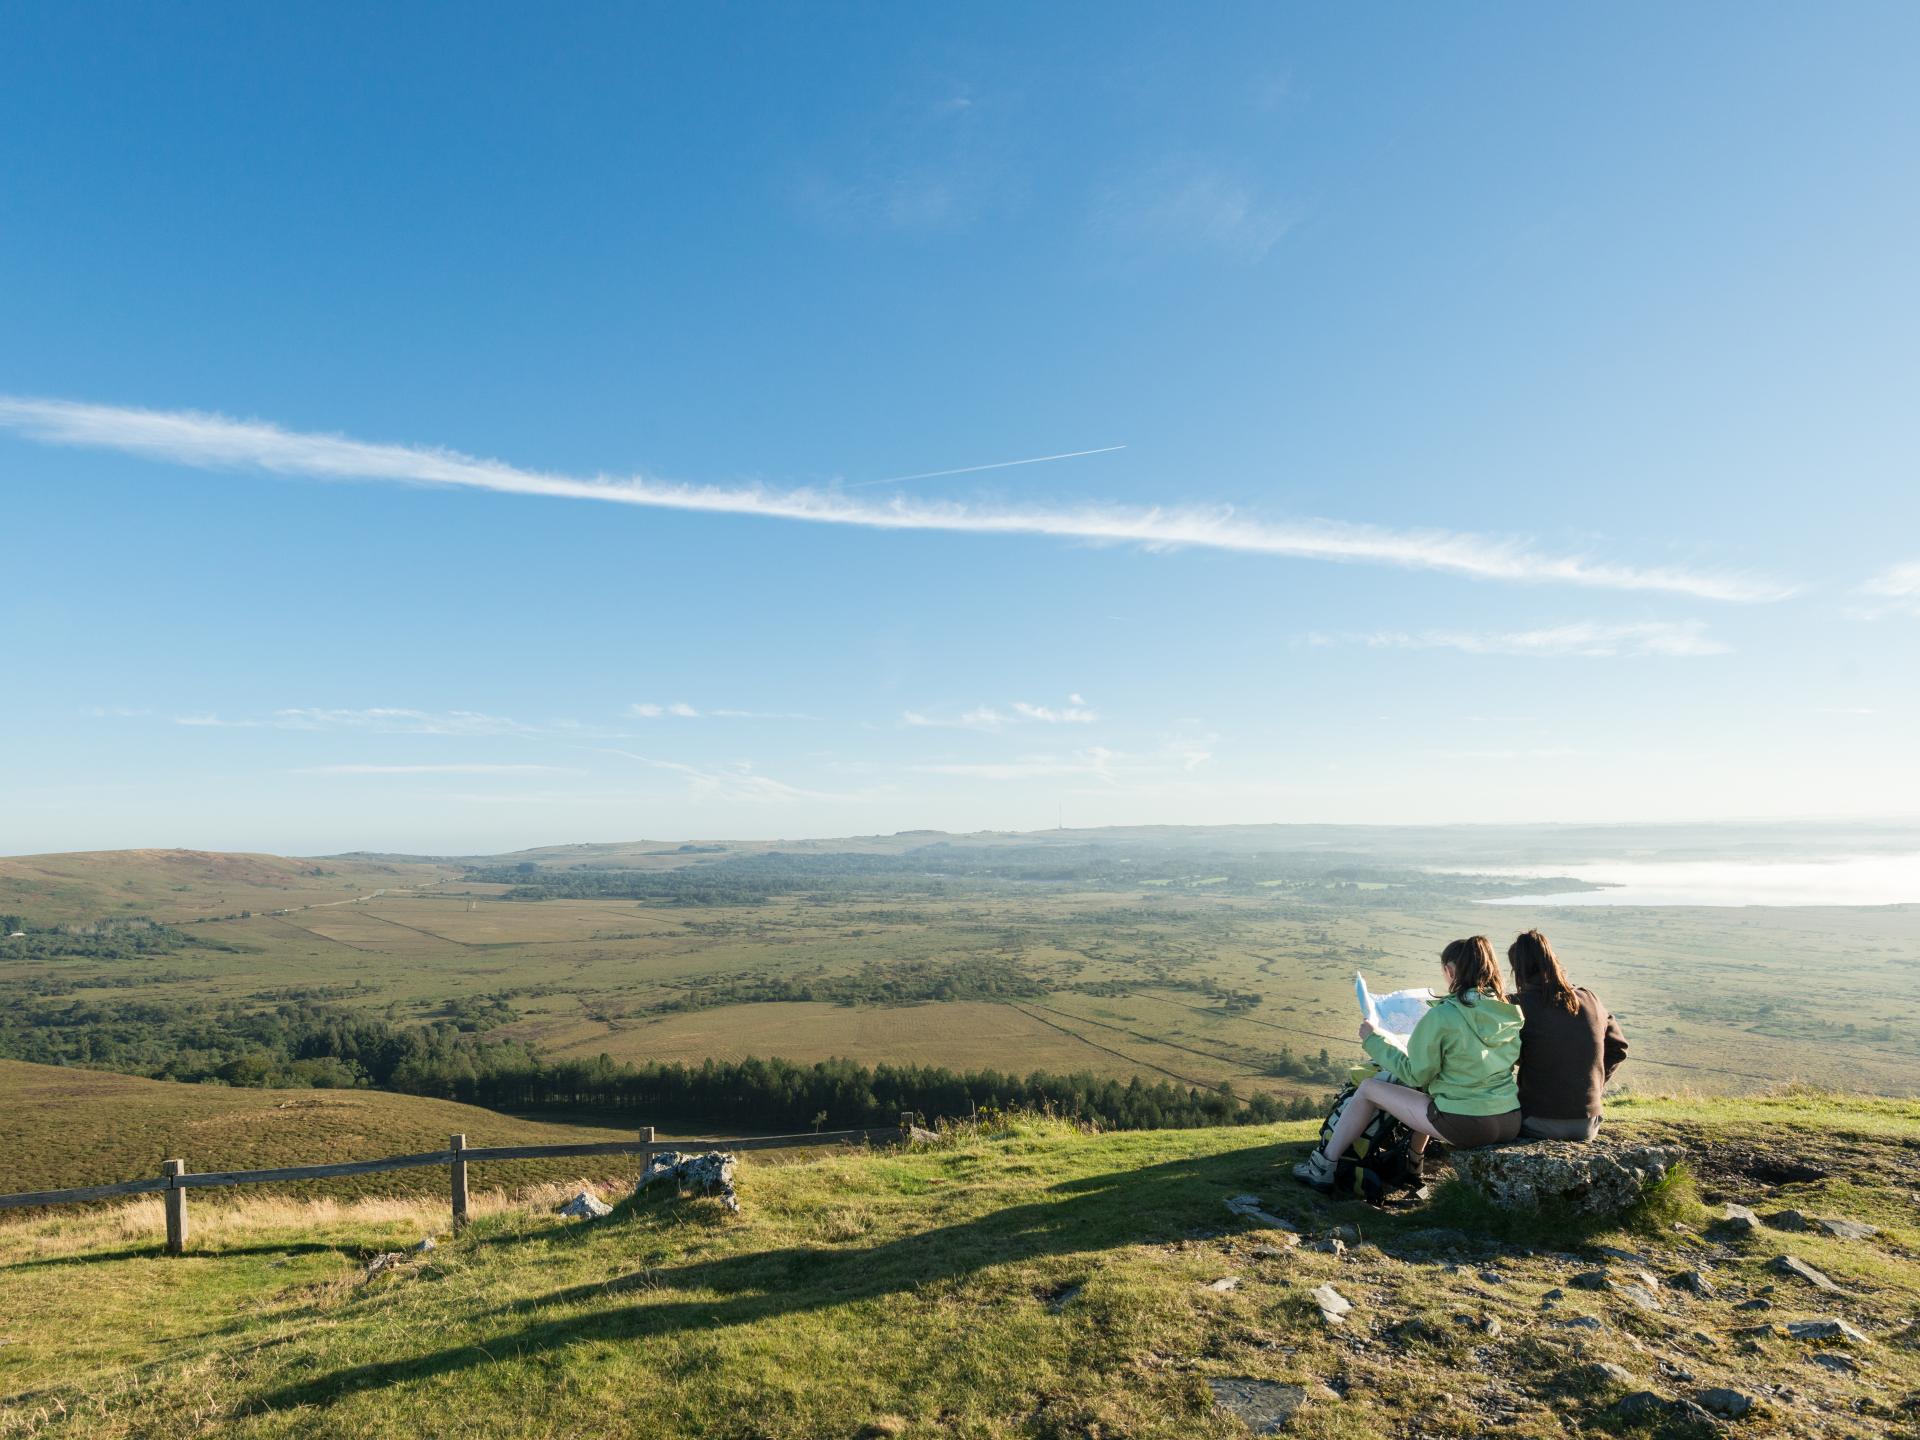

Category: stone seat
[1449, 1137, 1685, 1216]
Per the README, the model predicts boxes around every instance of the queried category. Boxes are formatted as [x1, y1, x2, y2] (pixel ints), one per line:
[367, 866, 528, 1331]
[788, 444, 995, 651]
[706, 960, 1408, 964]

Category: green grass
[0, 1061, 650, 1203]
[2, 1096, 1916, 1438]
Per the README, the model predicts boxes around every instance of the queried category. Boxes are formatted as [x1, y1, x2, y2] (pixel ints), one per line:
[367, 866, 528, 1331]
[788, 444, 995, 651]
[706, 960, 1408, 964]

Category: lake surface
[1471, 853, 1920, 907]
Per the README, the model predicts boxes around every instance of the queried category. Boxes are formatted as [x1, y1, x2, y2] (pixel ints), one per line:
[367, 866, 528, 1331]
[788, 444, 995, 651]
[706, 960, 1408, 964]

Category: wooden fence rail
[0, 1115, 918, 1253]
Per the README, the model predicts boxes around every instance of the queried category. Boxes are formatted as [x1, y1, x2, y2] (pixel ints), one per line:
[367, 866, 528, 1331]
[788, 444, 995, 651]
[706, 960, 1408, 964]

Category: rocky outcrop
[636, 1149, 741, 1213]
[1449, 1138, 1685, 1216]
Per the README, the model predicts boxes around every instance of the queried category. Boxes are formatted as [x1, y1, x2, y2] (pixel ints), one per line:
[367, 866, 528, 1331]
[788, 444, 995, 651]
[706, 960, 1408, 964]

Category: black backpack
[1317, 1081, 1422, 1202]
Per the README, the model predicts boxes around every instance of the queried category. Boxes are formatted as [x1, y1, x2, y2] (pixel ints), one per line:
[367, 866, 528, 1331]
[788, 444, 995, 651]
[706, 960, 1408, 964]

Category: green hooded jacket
[1362, 990, 1523, 1116]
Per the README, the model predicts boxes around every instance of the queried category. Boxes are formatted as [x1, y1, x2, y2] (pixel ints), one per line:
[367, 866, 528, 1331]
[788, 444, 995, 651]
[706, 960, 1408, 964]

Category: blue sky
[2, 3, 1917, 855]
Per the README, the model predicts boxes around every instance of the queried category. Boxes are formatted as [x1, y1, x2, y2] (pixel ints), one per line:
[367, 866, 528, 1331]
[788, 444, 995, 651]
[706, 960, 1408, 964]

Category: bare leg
[1322, 1076, 1446, 1159]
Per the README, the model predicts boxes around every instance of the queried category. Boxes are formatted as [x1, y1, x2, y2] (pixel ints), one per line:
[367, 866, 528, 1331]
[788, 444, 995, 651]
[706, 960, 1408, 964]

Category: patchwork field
[3, 831, 1918, 1154]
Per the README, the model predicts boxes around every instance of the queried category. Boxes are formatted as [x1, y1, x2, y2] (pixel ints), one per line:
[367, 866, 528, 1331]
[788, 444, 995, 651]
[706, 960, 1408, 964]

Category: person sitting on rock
[1293, 936, 1524, 1190]
[1506, 928, 1627, 1142]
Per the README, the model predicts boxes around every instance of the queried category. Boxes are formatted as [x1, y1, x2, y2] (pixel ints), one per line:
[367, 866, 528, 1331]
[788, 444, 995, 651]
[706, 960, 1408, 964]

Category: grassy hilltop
[1, 1092, 1916, 1439]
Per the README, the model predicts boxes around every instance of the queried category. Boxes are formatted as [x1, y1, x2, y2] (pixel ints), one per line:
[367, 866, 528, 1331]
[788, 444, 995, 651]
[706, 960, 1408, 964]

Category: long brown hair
[1508, 929, 1580, 1013]
[1440, 936, 1506, 1004]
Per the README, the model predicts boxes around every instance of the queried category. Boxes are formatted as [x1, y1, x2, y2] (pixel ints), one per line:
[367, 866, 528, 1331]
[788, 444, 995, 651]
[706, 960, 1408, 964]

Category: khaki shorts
[1521, 1113, 1603, 1142]
[1426, 1099, 1522, 1149]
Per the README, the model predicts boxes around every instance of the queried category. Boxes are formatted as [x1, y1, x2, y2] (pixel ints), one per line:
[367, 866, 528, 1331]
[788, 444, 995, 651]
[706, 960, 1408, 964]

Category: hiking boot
[1291, 1146, 1335, 1191]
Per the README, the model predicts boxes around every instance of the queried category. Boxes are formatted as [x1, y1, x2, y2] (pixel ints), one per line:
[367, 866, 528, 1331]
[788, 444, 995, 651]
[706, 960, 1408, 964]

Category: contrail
[0, 395, 1795, 602]
[847, 445, 1127, 488]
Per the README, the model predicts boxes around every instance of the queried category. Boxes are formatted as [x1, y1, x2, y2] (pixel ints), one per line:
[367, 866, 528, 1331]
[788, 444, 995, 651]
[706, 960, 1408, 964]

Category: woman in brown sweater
[1507, 930, 1628, 1141]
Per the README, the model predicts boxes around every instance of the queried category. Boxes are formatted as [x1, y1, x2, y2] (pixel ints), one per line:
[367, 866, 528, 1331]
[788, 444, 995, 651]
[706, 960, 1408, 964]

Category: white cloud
[905, 697, 1097, 730]
[1852, 561, 1920, 619]
[1010, 700, 1098, 724]
[1313, 620, 1731, 658]
[294, 763, 577, 775]
[85, 705, 152, 718]
[0, 395, 1791, 602]
[629, 702, 811, 720]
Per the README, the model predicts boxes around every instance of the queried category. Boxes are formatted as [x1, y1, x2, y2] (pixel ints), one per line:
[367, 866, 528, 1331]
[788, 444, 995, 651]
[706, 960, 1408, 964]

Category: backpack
[1317, 1079, 1422, 1203]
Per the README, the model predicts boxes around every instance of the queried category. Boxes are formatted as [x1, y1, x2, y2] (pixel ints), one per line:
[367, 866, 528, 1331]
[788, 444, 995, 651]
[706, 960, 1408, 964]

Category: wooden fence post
[162, 1159, 187, 1255]
[637, 1125, 655, 1175]
[450, 1134, 469, 1232]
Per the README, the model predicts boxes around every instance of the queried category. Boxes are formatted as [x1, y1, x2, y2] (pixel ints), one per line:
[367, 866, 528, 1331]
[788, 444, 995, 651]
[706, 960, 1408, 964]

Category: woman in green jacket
[1294, 936, 1524, 1190]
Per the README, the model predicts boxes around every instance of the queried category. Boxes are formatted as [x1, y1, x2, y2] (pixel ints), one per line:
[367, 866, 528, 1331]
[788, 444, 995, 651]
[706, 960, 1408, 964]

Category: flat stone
[1572, 1270, 1615, 1291]
[1764, 1209, 1811, 1232]
[1251, 1242, 1297, 1258]
[1734, 1298, 1773, 1312]
[1815, 1216, 1878, 1241]
[1772, 1255, 1842, 1293]
[1207, 1276, 1243, 1293]
[1700, 1388, 1754, 1418]
[1584, 1361, 1634, 1386]
[1786, 1318, 1868, 1344]
[1226, 1195, 1300, 1233]
[1619, 1283, 1664, 1313]
[1207, 1378, 1308, 1434]
[1812, 1352, 1861, 1373]
[1556, 1315, 1605, 1331]
[1312, 1283, 1352, 1325]
[1449, 1139, 1685, 1217]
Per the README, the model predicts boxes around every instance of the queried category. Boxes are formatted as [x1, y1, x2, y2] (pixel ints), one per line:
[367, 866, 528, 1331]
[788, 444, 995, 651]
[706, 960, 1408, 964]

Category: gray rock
[1312, 1283, 1352, 1326]
[1734, 1298, 1773, 1312]
[1786, 1318, 1868, 1344]
[635, 1150, 740, 1213]
[1478, 1269, 1509, 1285]
[1328, 1223, 1361, 1244]
[1305, 1236, 1347, 1256]
[1812, 1352, 1861, 1373]
[1667, 1270, 1716, 1298]
[363, 1251, 407, 1279]
[1572, 1270, 1614, 1291]
[1611, 1391, 1670, 1422]
[1722, 1203, 1761, 1235]
[1699, 1388, 1754, 1419]
[1541, 1287, 1566, 1303]
[1619, 1283, 1664, 1313]
[1207, 1378, 1308, 1434]
[1251, 1242, 1296, 1258]
[556, 1190, 612, 1220]
[413, 1236, 437, 1253]
[1556, 1315, 1605, 1331]
[1583, 1361, 1634, 1386]
[1763, 1209, 1810, 1232]
[1207, 1276, 1242, 1293]
[1449, 1139, 1684, 1216]
[1772, 1255, 1841, 1293]
[1815, 1216, 1878, 1241]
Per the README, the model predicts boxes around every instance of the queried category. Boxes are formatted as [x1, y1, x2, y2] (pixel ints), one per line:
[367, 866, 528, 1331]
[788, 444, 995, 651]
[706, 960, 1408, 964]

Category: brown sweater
[1513, 986, 1628, 1121]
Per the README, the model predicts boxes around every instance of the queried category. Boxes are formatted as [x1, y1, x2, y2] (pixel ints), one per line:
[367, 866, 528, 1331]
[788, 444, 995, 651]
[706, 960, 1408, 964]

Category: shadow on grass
[2, 1239, 346, 1271]
[250, 1140, 1291, 1411]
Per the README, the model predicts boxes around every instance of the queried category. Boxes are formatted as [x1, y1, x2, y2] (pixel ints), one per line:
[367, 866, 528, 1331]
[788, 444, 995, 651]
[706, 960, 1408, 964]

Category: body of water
[1470, 853, 1920, 907]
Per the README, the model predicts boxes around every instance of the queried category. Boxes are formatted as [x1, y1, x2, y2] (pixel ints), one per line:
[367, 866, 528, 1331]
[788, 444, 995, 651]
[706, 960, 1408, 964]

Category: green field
[2, 1094, 1916, 1438]
[3, 834, 1916, 1128]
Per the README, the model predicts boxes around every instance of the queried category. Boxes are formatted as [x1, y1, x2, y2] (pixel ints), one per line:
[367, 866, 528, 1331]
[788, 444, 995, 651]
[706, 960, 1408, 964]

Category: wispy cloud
[84, 705, 152, 719]
[1851, 560, 1920, 619]
[174, 706, 536, 734]
[629, 702, 812, 720]
[1095, 160, 1294, 260]
[847, 445, 1125, 490]
[903, 696, 1098, 730]
[294, 763, 577, 775]
[1308, 620, 1731, 658]
[0, 396, 1791, 602]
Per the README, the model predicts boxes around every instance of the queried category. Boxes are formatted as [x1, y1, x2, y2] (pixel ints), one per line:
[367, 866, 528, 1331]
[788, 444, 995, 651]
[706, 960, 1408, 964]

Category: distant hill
[0, 1060, 643, 1201]
[0, 848, 454, 926]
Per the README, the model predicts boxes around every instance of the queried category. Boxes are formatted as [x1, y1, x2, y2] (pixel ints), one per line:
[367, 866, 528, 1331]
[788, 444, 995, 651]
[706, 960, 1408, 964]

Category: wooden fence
[0, 1116, 919, 1253]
